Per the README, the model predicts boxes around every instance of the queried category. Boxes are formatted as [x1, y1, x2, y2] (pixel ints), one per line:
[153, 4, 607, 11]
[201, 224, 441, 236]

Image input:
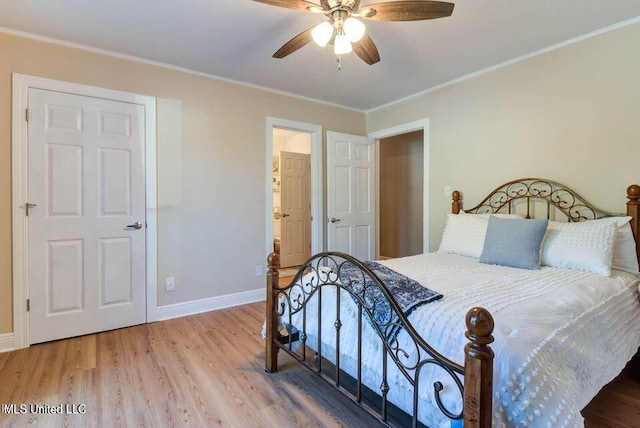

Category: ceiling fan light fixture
[334, 33, 352, 55]
[255, 0, 455, 66]
[311, 21, 334, 47]
[343, 17, 365, 42]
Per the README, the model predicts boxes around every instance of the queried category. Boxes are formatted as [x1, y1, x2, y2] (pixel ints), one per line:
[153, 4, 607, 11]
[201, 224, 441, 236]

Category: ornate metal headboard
[451, 178, 640, 264]
[452, 178, 622, 221]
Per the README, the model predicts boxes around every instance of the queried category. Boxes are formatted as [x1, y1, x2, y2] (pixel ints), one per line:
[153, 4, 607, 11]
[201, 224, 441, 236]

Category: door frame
[11, 73, 158, 349]
[369, 119, 430, 257]
[265, 117, 323, 259]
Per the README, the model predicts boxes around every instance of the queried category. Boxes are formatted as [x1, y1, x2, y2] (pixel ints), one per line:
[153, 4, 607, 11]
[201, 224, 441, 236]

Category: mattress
[284, 252, 640, 428]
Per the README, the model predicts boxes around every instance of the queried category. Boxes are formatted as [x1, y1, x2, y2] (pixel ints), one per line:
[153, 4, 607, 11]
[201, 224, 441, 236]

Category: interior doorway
[378, 130, 424, 259]
[369, 119, 430, 259]
[12, 74, 157, 350]
[273, 129, 311, 268]
[265, 118, 322, 278]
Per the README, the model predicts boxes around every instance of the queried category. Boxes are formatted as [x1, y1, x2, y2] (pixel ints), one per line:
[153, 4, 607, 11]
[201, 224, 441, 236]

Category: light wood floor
[0, 301, 638, 427]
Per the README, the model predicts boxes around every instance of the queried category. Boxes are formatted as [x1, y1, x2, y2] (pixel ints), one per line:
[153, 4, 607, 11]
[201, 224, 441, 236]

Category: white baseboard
[0, 333, 15, 353]
[156, 288, 265, 321]
[0, 290, 265, 351]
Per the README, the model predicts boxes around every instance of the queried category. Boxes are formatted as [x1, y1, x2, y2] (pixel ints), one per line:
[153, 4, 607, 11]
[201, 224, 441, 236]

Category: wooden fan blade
[362, 1, 454, 21]
[273, 27, 314, 59]
[252, 0, 321, 12]
[353, 34, 380, 65]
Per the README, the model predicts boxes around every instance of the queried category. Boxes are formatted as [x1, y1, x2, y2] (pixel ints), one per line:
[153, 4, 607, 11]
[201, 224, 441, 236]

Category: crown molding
[366, 16, 640, 114]
[0, 26, 364, 114]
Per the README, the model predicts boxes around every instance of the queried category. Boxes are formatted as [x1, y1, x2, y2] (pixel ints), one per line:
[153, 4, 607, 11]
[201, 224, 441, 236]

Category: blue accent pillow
[480, 217, 549, 270]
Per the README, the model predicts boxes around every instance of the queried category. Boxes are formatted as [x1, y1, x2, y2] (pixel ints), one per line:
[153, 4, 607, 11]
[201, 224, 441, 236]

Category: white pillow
[439, 212, 526, 258]
[540, 218, 618, 276]
[611, 217, 639, 274]
[459, 211, 525, 219]
[438, 213, 488, 258]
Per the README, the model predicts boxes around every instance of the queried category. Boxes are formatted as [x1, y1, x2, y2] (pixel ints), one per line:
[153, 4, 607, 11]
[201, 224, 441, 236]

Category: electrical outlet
[444, 185, 452, 196]
[256, 265, 263, 277]
[165, 277, 176, 292]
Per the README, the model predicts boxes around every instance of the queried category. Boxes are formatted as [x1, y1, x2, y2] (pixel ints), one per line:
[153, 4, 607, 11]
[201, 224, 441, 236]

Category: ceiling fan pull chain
[336, 54, 342, 71]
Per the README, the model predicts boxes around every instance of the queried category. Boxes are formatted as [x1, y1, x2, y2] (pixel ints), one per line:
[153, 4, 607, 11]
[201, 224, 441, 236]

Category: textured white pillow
[540, 218, 618, 276]
[612, 218, 639, 274]
[438, 214, 489, 258]
[459, 211, 525, 219]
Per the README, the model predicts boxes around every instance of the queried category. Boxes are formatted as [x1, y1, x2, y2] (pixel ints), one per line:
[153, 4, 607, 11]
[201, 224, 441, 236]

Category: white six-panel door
[326, 131, 375, 261]
[279, 151, 311, 267]
[28, 88, 146, 344]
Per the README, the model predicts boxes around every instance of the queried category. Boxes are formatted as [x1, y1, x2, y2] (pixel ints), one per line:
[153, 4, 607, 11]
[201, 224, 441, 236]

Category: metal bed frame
[264, 178, 640, 428]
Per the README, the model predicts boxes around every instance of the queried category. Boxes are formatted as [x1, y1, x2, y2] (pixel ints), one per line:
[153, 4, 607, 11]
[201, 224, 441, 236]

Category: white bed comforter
[284, 253, 640, 428]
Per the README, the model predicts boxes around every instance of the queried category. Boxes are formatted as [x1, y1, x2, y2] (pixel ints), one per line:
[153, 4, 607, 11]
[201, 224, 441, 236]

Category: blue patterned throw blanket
[338, 261, 443, 341]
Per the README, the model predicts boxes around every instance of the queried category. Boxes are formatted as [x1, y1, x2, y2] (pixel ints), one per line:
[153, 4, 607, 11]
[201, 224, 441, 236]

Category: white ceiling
[1, 0, 639, 111]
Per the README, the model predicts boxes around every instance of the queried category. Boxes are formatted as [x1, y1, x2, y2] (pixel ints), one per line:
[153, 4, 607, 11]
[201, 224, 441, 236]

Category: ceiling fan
[252, 0, 454, 66]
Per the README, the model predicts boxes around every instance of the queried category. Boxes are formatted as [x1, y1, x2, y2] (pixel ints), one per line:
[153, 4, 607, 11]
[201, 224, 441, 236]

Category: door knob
[282, 213, 290, 218]
[25, 202, 37, 216]
[126, 221, 144, 230]
[330, 217, 341, 223]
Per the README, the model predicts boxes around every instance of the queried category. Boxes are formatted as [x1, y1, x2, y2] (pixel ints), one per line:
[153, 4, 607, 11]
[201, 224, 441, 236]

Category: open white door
[27, 88, 147, 344]
[279, 151, 311, 267]
[326, 131, 375, 260]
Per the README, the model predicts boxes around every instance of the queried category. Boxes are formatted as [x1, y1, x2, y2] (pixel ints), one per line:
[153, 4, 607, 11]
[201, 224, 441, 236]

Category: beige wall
[4, 21, 638, 335]
[379, 131, 423, 258]
[367, 22, 640, 251]
[0, 32, 365, 334]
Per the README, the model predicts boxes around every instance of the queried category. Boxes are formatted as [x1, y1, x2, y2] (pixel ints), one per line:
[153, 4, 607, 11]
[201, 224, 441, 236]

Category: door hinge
[26, 299, 30, 312]
[25, 109, 29, 122]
